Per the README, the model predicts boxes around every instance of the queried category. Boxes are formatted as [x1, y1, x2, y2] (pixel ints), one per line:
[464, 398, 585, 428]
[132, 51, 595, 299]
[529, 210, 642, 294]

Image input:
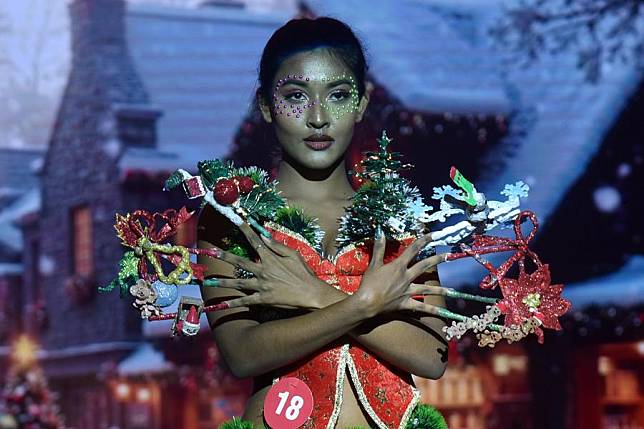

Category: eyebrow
[279, 78, 354, 88]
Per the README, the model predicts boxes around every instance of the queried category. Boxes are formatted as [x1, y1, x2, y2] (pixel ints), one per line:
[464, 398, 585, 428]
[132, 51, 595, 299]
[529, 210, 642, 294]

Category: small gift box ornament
[182, 175, 206, 199]
[163, 169, 206, 199]
[172, 296, 204, 337]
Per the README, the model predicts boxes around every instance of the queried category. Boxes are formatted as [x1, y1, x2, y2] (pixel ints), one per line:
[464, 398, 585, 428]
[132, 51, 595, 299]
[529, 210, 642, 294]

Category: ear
[257, 89, 273, 123]
[355, 81, 373, 123]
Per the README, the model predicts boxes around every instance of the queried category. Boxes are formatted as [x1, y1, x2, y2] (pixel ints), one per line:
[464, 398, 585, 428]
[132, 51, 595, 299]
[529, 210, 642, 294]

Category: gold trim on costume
[326, 344, 351, 429]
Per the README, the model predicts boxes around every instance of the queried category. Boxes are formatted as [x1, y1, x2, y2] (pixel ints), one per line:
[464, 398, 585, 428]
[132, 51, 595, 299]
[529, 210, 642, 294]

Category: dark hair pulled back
[258, 17, 368, 104]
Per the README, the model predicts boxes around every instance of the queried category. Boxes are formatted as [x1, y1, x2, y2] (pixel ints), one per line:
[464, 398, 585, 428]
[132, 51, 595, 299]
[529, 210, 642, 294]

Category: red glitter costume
[262, 222, 421, 429]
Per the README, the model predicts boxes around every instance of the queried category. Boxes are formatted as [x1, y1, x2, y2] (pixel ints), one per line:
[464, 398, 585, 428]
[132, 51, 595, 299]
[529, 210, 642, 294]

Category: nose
[306, 101, 330, 130]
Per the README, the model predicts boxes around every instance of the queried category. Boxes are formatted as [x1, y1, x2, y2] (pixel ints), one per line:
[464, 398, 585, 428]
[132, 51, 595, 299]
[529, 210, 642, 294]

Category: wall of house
[38, 0, 150, 351]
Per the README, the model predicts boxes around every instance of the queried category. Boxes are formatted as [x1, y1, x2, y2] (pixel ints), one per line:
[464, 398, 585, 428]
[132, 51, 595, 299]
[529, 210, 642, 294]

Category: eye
[284, 91, 308, 102]
[328, 90, 351, 102]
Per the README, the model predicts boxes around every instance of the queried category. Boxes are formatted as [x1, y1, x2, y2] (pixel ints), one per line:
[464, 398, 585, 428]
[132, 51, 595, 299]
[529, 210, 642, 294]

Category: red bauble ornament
[234, 176, 255, 194]
[214, 178, 239, 205]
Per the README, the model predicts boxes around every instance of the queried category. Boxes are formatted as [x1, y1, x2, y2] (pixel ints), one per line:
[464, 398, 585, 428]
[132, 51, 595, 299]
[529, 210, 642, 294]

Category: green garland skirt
[218, 403, 447, 429]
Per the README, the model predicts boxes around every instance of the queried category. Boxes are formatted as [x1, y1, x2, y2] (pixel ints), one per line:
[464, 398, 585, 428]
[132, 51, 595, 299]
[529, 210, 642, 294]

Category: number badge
[263, 377, 313, 429]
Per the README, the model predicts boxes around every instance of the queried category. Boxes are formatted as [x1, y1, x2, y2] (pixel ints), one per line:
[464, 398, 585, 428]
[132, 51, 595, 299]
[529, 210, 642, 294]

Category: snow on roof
[36, 341, 139, 360]
[125, 4, 291, 166]
[0, 148, 43, 198]
[117, 342, 174, 375]
[0, 262, 22, 276]
[0, 188, 40, 253]
[307, 0, 510, 114]
[563, 256, 644, 308]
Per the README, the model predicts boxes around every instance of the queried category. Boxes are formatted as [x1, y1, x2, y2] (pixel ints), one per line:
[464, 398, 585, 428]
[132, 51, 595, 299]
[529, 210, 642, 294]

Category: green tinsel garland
[273, 206, 324, 250]
[217, 404, 447, 429]
[168, 159, 327, 256]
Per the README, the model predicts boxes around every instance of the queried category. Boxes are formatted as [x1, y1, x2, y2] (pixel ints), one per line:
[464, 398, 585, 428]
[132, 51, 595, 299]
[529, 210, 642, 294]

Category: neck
[275, 152, 355, 201]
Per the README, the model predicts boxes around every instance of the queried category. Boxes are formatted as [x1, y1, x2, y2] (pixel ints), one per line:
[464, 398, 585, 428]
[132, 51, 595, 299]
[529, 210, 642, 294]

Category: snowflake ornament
[406, 197, 433, 223]
[420, 168, 530, 248]
[500, 181, 530, 200]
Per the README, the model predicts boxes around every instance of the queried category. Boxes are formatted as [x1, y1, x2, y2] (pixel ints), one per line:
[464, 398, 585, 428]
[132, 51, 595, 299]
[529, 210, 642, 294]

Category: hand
[353, 227, 449, 317]
[206, 222, 328, 310]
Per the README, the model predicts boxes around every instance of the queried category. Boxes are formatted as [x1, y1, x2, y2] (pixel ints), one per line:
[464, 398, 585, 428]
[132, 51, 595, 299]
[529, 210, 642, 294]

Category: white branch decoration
[422, 180, 530, 248]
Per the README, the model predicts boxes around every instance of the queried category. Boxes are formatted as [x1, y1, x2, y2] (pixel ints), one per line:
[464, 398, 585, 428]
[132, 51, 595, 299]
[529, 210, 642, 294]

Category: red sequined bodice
[262, 222, 420, 429]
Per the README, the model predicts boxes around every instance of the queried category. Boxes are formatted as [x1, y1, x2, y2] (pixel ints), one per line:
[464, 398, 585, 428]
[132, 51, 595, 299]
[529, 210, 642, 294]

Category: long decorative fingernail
[248, 217, 272, 238]
[203, 278, 220, 287]
[375, 225, 383, 239]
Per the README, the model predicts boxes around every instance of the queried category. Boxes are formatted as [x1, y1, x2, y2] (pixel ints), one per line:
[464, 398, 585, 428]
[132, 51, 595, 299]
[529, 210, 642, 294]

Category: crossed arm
[197, 209, 448, 380]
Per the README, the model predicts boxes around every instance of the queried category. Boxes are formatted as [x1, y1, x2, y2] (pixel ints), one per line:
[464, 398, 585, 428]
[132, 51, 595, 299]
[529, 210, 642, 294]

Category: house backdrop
[0, 0, 641, 428]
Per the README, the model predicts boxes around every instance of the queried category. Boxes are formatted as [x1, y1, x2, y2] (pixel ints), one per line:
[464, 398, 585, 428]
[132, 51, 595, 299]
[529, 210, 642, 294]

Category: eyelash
[329, 90, 351, 102]
[284, 91, 307, 102]
[282, 90, 352, 103]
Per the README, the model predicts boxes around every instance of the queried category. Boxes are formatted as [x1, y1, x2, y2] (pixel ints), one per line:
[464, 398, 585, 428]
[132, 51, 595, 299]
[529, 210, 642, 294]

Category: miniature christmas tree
[337, 130, 431, 247]
[0, 336, 66, 429]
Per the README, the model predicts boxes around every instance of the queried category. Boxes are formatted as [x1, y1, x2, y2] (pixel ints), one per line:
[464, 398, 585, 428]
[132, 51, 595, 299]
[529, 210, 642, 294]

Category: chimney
[68, 0, 148, 105]
[68, 0, 161, 147]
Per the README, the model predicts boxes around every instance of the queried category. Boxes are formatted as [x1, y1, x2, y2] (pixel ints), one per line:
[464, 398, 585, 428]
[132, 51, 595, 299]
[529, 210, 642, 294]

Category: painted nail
[375, 226, 383, 239]
[203, 278, 220, 287]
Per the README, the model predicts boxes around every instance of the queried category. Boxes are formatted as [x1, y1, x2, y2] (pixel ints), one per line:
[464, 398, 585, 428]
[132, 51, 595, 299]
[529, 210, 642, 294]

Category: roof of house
[0, 187, 41, 255]
[0, 262, 22, 276]
[0, 149, 43, 258]
[563, 255, 644, 307]
[0, 148, 43, 206]
[117, 342, 174, 375]
[307, 0, 511, 115]
[121, 4, 291, 168]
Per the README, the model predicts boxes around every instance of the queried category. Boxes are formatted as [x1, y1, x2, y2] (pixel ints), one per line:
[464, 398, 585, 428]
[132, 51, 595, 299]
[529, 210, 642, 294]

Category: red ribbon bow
[115, 207, 193, 247]
[114, 207, 217, 282]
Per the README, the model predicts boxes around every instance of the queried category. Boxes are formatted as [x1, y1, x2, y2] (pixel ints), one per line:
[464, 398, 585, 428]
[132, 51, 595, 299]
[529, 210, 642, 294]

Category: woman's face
[259, 48, 369, 171]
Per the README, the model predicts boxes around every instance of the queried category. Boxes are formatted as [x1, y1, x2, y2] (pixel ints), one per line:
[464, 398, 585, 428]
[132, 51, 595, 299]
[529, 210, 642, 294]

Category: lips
[303, 134, 334, 151]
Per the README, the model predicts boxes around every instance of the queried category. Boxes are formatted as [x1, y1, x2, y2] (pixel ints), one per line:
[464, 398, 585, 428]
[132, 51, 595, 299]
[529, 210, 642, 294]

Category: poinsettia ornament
[497, 264, 571, 343]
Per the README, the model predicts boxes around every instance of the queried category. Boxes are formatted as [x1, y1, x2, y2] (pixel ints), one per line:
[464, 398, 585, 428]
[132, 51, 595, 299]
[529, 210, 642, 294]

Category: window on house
[174, 215, 197, 248]
[118, 116, 156, 147]
[115, 105, 162, 148]
[71, 205, 94, 276]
